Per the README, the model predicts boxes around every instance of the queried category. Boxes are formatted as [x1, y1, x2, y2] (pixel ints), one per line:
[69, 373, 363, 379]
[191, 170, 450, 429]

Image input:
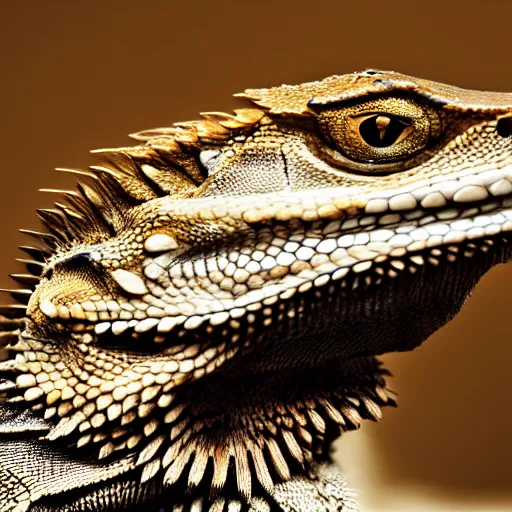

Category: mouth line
[28, 186, 512, 346]
[35, 229, 512, 351]
[10, 229, 511, 391]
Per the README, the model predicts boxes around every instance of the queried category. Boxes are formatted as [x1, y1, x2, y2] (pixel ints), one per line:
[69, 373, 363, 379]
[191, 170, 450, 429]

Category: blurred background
[1, 1, 511, 510]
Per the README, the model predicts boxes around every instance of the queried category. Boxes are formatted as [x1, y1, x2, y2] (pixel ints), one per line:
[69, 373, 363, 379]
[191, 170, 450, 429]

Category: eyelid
[313, 138, 412, 176]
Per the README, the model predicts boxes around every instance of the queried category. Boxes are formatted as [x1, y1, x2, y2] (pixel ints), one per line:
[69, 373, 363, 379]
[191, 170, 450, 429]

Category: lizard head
[2, 70, 512, 505]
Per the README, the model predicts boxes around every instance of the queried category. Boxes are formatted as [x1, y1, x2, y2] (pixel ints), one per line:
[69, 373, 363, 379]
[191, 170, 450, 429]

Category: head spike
[0, 330, 20, 346]
[19, 230, 59, 250]
[15, 259, 45, 277]
[19, 246, 50, 262]
[55, 167, 97, 179]
[0, 289, 33, 304]
[39, 188, 70, 195]
[0, 305, 27, 318]
[9, 274, 39, 287]
[128, 127, 178, 141]
[0, 316, 24, 330]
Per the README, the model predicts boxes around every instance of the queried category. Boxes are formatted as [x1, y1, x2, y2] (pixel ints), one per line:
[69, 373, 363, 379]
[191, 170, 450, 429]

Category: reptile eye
[315, 96, 442, 168]
[358, 114, 412, 148]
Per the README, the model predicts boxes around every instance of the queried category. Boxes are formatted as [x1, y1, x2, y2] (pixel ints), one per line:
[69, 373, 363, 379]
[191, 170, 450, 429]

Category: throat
[108, 357, 396, 503]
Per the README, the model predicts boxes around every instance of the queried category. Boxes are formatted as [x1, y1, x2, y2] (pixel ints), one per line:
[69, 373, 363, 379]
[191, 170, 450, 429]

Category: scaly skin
[1, 70, 512, 511]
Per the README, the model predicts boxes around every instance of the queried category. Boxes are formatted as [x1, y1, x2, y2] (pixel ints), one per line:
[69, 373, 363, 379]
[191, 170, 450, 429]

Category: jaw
[225, 233, 512, 379]
[21, 188, 512, 378]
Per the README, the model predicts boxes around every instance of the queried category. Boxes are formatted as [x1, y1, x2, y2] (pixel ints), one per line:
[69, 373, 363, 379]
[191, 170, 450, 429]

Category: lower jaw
[226, 226, 512, 381]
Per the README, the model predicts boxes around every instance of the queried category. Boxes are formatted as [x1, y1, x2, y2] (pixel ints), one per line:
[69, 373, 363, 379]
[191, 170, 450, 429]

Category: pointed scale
[19, 246, 49, 262]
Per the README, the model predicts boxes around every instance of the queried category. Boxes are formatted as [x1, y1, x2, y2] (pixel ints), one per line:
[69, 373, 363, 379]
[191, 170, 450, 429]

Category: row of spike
[0, 120, 224, 349]
[0, 107, 272, 348]
[136, 384, 394, 501]
[0, 245, 46, 354]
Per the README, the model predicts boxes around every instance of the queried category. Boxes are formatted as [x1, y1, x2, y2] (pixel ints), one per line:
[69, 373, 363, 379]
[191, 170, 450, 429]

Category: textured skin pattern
[270, 463, 358, 512]
[0, 70, 512, 510]
[0, 432, 133, 512]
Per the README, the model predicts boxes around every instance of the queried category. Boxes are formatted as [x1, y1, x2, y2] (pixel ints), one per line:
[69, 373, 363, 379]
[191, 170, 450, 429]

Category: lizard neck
[99, 356, 395, 505]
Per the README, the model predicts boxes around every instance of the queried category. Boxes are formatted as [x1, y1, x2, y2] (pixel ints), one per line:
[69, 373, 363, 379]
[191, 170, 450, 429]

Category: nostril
[64, 252, 93, 269]
[41, 253, 93, 280]
[496, 116, 512, 138]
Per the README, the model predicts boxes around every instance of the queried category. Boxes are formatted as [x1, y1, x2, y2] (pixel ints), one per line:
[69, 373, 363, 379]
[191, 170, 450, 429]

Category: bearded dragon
[0, 70, 511, 512]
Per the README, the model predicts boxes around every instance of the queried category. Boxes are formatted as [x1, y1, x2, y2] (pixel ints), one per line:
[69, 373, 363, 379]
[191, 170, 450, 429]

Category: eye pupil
[359, 114, 409, 148]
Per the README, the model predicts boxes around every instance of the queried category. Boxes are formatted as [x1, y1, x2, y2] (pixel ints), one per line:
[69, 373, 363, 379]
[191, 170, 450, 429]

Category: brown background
[1, 1, 511, 510]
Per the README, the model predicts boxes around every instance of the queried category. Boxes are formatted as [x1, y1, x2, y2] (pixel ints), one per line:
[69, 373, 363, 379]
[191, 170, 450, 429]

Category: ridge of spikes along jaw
[0, 70, 512, 509]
